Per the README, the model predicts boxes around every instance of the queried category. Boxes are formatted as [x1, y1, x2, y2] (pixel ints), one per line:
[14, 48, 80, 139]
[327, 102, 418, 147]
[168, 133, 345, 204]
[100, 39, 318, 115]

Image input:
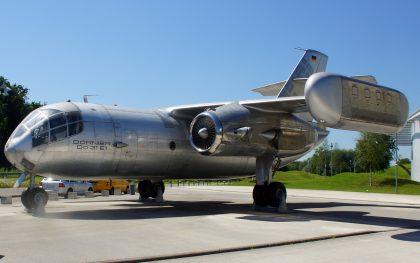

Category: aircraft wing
[167, 96, 307, 120]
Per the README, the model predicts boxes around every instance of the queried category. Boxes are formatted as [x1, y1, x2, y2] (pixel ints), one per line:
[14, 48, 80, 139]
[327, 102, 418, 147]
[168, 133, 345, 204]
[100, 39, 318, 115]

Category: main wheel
[138, 180, 153, 199]
[265, 182, 286, 207]
[151, 181, 165, 198]
[21, 188, 31, 209]
[253, 184, 268, 206]
[27, 188, 49, 209]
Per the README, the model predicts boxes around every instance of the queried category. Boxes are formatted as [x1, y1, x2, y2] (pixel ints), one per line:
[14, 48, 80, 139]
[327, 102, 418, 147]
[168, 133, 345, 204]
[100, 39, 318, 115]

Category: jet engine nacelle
[305, 72, 409, 134]
[189, 103, 272, 156]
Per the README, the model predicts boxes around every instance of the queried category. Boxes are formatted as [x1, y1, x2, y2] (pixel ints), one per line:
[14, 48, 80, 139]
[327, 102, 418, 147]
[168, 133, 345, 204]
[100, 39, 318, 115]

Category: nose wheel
[21, 187, 49, 211]
[21, 174, 49, 213]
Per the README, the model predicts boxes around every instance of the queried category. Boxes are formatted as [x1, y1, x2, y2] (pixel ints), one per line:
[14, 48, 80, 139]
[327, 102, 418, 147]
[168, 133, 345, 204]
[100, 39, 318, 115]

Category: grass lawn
[229, 165, 420, 195]
[1, 165, 419, 195]
[0, 174, 43, 188]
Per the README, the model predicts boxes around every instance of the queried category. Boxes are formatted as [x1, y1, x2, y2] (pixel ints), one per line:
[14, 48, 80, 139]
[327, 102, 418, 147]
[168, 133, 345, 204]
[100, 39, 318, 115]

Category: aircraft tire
[265, 182, 286, 208]
[27, 188, 48, 209]
[138, 180, 153, 199]
[151, 181, 165, 198]
[21, 188, 31, 209]
[253, 184, 268, 206]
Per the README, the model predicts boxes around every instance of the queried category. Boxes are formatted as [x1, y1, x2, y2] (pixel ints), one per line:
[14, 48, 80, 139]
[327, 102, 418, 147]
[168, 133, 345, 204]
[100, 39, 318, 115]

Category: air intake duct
[190, 112, 223, 155]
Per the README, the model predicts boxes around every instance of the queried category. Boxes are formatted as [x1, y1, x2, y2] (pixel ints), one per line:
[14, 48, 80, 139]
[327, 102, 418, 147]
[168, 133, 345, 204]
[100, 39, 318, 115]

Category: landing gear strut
[253, 156, 287, 212]
[21, 174, 49, 213]
[138, 180, 165, 202]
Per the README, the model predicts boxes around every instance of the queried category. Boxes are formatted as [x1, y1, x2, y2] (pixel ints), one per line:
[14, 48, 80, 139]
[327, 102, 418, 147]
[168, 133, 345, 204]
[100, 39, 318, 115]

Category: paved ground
[0, 186, 419, 263]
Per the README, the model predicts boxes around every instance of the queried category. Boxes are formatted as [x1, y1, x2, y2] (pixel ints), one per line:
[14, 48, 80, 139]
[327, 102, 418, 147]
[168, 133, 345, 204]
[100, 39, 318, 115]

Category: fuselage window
[376, 90, 381, 100]
[364, 88, 370, 98]
[352, 85, 358, 96]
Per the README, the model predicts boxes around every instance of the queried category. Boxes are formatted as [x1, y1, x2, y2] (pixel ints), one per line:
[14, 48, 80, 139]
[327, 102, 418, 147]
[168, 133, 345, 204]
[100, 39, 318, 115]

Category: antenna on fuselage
[83, 95, 96, 103]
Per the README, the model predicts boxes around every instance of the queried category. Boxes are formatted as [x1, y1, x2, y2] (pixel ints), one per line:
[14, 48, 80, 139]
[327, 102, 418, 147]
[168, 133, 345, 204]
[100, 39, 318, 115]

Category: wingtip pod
[305, 72, 409, 134]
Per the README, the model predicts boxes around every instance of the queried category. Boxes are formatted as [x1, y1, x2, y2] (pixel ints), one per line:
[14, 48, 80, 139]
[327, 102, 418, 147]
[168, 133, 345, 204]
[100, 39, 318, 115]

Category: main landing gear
[21, 174, 49, 214]
[252, 156, 288, 212]
[138, 180, 165, 202]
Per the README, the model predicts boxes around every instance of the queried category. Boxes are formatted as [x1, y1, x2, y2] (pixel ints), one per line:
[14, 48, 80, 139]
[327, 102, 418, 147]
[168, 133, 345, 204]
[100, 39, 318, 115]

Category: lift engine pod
[305, 72, 409, 134]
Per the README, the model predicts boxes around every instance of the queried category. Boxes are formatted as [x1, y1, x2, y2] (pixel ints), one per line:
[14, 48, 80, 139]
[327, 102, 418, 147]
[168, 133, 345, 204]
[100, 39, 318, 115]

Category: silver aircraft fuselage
[4, 49, 409, 182]
[4, 101, 324, 180]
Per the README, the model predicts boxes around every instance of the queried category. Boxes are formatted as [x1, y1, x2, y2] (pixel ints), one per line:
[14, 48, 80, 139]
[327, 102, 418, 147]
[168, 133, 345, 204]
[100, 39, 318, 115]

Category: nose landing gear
[21, 174, 49, 214]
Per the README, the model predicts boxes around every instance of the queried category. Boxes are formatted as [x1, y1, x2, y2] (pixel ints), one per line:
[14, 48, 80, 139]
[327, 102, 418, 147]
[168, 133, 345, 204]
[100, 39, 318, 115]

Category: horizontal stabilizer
[252, 78, 306, 96]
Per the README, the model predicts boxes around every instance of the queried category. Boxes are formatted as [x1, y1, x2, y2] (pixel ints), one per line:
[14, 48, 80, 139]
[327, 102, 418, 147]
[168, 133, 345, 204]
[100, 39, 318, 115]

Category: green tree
[331, 148, 355, 174]
[0, 77, 42, 168]
[355, 132, 395, 186]
[304, 140, 330, 175]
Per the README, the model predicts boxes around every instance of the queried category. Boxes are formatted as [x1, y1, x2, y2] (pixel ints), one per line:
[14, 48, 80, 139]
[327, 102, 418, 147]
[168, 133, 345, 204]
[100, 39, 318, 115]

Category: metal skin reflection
[4, 49, 409, 212]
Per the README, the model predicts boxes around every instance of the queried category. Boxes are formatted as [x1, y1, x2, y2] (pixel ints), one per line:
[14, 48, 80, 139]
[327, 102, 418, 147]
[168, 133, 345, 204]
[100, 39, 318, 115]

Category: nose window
[25, 112, 45, 129]
[10, 125, 28, 139]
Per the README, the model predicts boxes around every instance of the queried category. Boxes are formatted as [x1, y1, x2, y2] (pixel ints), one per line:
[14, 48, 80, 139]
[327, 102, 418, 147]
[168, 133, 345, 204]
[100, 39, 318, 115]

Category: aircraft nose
[4, 133, 32, 169]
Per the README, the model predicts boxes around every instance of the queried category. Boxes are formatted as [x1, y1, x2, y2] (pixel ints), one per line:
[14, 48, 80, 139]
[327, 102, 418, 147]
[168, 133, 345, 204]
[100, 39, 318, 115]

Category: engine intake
[190, 112, 223, 155]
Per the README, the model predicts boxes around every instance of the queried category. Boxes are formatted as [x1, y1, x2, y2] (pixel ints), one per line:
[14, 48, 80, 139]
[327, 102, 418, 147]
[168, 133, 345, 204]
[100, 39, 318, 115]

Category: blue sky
[1, 0, 419, 159]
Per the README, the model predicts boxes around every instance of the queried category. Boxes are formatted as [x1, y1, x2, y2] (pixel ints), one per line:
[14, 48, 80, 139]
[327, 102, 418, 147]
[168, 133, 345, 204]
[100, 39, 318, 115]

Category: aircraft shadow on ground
[42, 199, 420, 236]
[391, 230, 420, 242]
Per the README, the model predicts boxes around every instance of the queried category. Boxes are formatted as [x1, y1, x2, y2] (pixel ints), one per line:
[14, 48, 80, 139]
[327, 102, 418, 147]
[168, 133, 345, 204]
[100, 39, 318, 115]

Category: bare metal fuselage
[5, 50, 408, 182]
[8, 101, 322, 181]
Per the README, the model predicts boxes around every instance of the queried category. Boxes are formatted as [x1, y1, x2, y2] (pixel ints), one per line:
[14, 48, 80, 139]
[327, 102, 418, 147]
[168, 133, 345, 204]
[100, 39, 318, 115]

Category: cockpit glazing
[11, 109, 84, 147]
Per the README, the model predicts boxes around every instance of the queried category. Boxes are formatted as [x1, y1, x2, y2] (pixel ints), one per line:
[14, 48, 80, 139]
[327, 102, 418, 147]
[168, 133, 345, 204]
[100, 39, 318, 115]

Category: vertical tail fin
[277, 49, 328, 97]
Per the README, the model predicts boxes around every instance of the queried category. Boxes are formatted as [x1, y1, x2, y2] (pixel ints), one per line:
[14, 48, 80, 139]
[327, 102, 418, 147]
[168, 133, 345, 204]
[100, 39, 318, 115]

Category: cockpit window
[11, 125, 27, 139]
[51, 126, 67, 142]
[69, 122, 83, 136]
[25, 108, 83, 147]
[25, 112, 46, 129]
[67, 112, 82, 123]
[39, 108, 61, 116]
[33, 120, 48, 135]
[67, 111, 83, 136]
[49, 113, 67, 129]
[32, 120, 49, 147]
